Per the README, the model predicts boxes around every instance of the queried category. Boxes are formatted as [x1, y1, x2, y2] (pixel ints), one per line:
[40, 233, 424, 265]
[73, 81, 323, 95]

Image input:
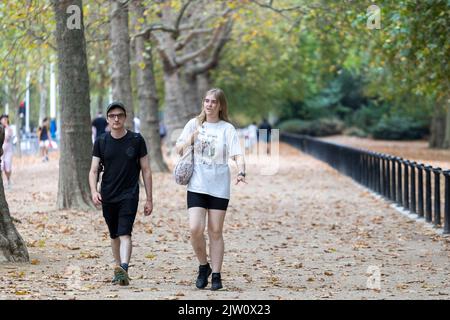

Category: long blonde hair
[196, 88, 230, 124]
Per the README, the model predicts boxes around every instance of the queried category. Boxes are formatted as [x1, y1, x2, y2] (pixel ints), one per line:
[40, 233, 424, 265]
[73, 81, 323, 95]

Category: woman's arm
[176, 129, 198, 156]
[232, 155, 246, 185]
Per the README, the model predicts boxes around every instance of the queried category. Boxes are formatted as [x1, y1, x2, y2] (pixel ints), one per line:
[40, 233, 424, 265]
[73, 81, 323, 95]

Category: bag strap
[98, 132, 108, 168]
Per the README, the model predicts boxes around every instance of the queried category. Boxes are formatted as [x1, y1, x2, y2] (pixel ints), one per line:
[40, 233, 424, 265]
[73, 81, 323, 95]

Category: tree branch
[187, 20, 233, 75]
[174, 28, 214, 51]
[132, 23, 178, 39]
[174, 22, 224, 66]
[174, 0, 195, 31]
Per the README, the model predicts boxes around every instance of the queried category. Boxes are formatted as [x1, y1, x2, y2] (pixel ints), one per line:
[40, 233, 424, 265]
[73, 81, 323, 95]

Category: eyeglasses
[107, 113, 126, 120]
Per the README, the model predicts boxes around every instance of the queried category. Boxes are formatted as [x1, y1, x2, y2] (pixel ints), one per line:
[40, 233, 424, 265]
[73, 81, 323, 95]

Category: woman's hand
[235, 174, 247, 185]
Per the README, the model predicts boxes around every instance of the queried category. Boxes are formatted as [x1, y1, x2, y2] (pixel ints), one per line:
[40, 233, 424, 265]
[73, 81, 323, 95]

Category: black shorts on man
[102, 198, 139, 239]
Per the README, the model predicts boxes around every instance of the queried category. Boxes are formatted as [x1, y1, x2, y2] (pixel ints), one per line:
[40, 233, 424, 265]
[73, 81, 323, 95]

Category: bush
[279, 118, 344, 137]
[278, 119, 309, 134]
[370, 116, 428, 140]
[344, 127, 368, 138]
[309, 118, 345, 136]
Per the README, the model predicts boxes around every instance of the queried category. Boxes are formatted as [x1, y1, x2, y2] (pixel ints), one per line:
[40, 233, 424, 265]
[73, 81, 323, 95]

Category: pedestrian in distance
[91, 111, 108, 142]
[0, 114, 14, 188]
[37, 117, 53, 162]
[89, 101, 153, 286]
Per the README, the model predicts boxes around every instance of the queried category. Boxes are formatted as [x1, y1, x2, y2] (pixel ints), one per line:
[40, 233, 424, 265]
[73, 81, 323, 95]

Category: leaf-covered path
[1, 143, 450, 299]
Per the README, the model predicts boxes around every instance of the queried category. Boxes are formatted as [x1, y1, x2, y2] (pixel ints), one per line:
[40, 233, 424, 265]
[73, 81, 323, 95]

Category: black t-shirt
[40, 125, 49, 141]
[92, 131, 147, 203]
[92, 116, 108, 137]
[258, 122, 272, 142]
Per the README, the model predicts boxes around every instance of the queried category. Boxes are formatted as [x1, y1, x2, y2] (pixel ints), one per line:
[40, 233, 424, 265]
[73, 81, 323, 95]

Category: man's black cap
[106, 101, 127, 116]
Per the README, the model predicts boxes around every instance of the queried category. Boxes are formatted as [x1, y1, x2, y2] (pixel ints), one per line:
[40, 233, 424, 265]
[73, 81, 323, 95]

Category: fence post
[433, 168, 442, 227]
[410, 162, 417, 214]
[385, 156, 391, 200]
[369, 153, 374, 190]
[397, 157, 403, 206]
[443, 170, 450, 235]
[391, 156, 396, 203]
[417, 164, 424, 218]
[425, 166, 433, 223]
[403, 160, 410, 210]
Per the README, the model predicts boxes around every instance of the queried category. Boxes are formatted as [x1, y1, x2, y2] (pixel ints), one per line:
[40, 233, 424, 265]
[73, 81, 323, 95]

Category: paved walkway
[1, 144, 450, 299]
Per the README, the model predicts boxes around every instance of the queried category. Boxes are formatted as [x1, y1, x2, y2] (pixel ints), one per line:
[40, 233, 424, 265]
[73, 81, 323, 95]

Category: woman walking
[0, 114, 14, 188]
[38, 117, 52, 162]
[176, 88, 246, 290]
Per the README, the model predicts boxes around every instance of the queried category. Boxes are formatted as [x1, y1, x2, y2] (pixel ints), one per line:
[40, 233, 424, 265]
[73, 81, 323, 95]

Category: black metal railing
[281, 132, 450, 234]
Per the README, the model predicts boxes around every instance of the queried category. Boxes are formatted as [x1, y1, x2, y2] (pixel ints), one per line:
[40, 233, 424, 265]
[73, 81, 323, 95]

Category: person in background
[0, 114, 14, 188]
[92, 111, 108, 142]
[38, 117, 52, 162]
[258, 118, 272, 155]
[247, 121, 258, 153]
[133, 116, 141, 134]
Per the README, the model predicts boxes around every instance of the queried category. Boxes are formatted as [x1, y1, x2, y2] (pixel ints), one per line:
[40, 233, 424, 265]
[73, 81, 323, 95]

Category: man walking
[89, 101, 153, 286]
[91, 111, 108, 142]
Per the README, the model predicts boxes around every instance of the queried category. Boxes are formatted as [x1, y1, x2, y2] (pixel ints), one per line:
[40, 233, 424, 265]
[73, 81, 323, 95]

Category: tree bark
[443, 96, 450, 148]
[38, 65, 48, 125]
[131, 0, 168, 172]
[0, 125, 29, 262]
[197, 72, 211, 103]
[12, 94, 22, 158]
[110, 0, 134, 129]
[429, 94, 450, 149]
[52, 0, 94, 210]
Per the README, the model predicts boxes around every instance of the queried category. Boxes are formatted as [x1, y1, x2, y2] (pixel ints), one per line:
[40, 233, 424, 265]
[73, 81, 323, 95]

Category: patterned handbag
[173, 145, 194, 185]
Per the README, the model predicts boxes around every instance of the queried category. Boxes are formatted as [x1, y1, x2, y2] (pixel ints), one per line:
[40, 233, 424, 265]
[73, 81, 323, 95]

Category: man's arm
[89, 156, 102, 205]
[139, 155, 153, 216]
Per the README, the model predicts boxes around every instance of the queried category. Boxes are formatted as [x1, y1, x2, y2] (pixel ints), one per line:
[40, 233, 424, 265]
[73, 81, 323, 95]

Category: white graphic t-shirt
[177, 118, 243, 199]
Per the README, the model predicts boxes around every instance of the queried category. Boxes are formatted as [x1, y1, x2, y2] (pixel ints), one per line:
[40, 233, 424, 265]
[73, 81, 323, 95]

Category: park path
[1, 143, 450, 300]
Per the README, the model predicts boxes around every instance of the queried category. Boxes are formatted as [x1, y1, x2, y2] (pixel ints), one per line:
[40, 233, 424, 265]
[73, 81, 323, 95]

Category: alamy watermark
[66, 5, 81, 30]
[367, 4, 381, 30]
[366, 265, 381, 290]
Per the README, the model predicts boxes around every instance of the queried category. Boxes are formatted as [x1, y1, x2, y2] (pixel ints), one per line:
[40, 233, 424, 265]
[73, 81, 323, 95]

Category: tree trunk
[197, 72, 211, 102]
[443, 97, 450, 149]
[0, 125, 29, 262]
[52, 0, 94, 210]
[110, 0, 134, 129]
[131, 0, 168, 172]
[162, 64, 190, 144]
[11, 94, 22, 158]
[429, 96, 449, 148]
[38, 65, 48, 125]
[182, 70, 201, 120]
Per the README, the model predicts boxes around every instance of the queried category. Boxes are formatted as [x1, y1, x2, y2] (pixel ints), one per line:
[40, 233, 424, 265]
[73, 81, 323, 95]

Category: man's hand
[144, 200, 153, 216]
[92, 191, 102, 206]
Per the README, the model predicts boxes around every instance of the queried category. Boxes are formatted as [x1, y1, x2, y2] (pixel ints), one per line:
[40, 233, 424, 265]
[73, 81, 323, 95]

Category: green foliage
[371, 115, 429, 140]
[279, 118, 344, 137]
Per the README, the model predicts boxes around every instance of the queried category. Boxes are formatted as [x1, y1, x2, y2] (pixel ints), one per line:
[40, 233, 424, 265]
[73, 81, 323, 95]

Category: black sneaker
[211, 272, 223, 291]
[195, 263, 212, 289]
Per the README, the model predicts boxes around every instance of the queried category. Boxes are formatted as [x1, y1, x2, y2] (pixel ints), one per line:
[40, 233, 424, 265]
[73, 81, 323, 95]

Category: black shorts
[102, 198, 139, 239]
[187, 191, 229, 211]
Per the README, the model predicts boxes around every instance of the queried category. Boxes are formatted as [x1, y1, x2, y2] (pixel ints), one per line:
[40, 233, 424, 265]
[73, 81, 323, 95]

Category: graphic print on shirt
[196, 129, 219, 165]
